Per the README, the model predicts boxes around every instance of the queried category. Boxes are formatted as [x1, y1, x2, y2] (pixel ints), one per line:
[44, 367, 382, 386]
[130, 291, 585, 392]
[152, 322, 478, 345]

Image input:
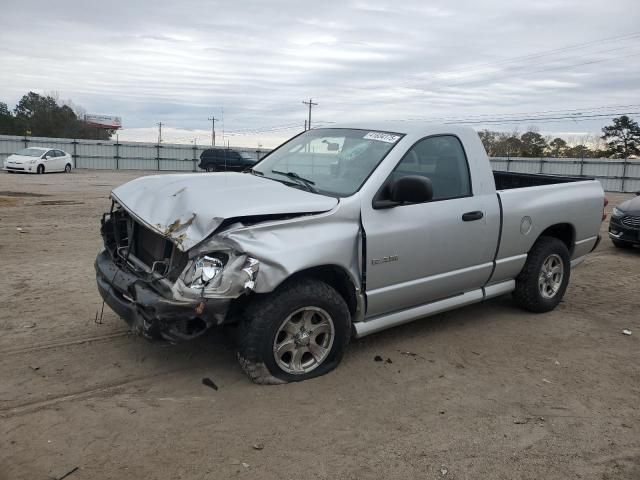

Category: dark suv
[199, 148, 257, 172]
[609, 193, 640, 248]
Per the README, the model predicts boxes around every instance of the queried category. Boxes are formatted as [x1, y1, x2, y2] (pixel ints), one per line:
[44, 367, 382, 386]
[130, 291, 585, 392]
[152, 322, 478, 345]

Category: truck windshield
[252, 128, 403, 197]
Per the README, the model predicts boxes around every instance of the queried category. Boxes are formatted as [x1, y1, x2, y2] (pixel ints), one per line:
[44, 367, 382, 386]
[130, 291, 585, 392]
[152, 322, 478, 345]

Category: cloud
[0, 0, 639, 146]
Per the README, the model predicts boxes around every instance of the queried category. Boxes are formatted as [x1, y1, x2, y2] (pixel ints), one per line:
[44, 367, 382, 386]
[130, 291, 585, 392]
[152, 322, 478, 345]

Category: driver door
[361, 135, 499, 317]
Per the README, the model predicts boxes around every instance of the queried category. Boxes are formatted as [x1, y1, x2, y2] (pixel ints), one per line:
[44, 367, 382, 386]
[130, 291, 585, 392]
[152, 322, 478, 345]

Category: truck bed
[493, 171, 588, 190]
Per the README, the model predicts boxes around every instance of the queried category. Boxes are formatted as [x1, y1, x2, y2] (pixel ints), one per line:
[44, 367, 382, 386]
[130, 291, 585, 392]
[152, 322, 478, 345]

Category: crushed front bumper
[95, 250, 231, 342]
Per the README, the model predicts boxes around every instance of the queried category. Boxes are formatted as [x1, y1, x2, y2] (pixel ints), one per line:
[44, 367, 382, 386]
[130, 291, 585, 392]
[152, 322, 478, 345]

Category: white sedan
[3, 147, 73, 174]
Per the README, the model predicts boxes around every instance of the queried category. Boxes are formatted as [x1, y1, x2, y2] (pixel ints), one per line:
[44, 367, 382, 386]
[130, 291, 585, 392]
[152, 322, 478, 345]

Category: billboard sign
[85, 114, 122, 129]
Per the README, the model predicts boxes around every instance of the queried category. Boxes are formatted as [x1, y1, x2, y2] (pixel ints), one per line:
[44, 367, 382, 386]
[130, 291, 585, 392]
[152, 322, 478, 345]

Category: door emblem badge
[371, 255, 399, 265]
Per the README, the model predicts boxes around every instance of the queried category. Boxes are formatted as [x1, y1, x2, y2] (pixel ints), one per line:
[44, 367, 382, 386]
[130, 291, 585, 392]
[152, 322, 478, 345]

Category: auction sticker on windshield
[363, 131, 401, 143]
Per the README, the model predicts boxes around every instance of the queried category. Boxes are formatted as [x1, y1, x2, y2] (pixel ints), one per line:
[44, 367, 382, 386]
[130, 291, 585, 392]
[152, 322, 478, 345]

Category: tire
[205, 165, 217, 172]
[236, 278, 351, 384]
[612, 239, 633, 249]
[513, 236, 570, 313]
[37, 164, 44, 174]
[64, 164, 71, 173]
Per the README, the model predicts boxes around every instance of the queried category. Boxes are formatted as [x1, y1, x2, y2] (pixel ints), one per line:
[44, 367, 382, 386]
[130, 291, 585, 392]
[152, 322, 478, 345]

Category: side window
[45, 150, 55, 158]
[55, 150, 64, 157]
[391, 135, 471, 201]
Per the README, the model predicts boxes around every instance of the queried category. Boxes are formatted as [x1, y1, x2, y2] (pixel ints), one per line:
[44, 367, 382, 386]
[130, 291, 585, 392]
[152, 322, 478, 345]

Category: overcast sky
[1, 0, 639, 147]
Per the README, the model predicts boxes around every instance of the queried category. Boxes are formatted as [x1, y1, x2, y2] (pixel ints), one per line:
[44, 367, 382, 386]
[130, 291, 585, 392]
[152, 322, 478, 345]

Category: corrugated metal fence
[489, 157, 640, 193]
[0, 135, 269, 172]
[2, 135, 639, 192]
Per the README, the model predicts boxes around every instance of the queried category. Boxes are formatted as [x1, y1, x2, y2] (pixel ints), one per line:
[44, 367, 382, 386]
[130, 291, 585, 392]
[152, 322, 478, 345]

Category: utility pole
[157, 122, 163, 144]
[221, 107, 225, 145]
[302, 98, 318, 130]
[208, 116, 219, 146]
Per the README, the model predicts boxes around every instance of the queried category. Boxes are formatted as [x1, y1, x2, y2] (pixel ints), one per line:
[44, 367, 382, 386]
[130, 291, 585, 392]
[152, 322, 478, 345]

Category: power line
[410, 31, 640, 83]
[446, 111, 640, 126]
[404, 103, 640, 124]
[443, 51, 640, 89]
[226, 120, 338, 136]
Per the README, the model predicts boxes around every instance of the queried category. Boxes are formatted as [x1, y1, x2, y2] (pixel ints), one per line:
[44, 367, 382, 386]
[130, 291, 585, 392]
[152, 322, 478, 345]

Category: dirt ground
[0, 170, 638, 480]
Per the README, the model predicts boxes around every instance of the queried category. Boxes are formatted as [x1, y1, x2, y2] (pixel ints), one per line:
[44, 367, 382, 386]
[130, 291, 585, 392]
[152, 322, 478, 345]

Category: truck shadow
[103, 294, 532, 389]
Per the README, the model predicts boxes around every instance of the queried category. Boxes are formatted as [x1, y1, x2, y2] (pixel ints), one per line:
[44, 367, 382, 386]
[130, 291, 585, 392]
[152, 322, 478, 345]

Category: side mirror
[373, 175, 433, 209]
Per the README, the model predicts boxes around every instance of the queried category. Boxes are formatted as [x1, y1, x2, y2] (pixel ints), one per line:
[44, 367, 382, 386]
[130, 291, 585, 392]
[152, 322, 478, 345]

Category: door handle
[462, 211, 484, 221]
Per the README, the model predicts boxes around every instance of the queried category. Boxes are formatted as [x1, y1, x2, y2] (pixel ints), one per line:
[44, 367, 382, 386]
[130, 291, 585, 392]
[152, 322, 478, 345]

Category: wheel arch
[282, 265, 360, 318]
[535, 222, 575, 254]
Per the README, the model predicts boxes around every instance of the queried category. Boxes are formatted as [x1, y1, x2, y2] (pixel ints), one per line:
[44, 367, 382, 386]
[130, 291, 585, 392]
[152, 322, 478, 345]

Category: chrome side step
[353, 280, 515, 338]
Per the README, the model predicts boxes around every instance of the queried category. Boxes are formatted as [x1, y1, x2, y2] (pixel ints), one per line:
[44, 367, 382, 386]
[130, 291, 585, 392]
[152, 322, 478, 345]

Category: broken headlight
[183, 254, 227, 289]
[177, 251, 260, 299]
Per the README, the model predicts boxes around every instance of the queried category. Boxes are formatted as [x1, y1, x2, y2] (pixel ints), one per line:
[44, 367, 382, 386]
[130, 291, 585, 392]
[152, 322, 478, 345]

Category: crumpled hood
[111, 172, 338, 251]
[618, 195, 640, 215]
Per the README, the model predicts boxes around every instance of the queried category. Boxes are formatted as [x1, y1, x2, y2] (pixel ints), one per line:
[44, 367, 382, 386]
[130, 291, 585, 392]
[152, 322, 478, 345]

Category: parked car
[609, 193, 640, 247]
[3, 147, 73, 174]
[96, 124, 606, 384]
[198, 148, 257, 172]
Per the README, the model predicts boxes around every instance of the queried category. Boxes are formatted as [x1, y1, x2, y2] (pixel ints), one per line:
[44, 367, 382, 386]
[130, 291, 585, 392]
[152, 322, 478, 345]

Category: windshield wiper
[271, 170, 317, 192]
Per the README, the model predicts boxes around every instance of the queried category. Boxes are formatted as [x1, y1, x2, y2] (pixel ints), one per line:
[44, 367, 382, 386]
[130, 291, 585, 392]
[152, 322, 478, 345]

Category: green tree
[520, 131, 547, 157]
[0, 102, 16, 135]
[548, 137, 568, 157]
[566, 144, 592, 158]
[9, 91, 113, 139]
[482, 130, 523, 157]
[601, 115, 640, 158]
[478, 129, 498, 156]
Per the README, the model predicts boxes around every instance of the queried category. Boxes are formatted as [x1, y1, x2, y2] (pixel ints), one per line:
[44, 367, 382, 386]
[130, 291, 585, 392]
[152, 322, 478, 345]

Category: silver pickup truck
[96, 124, 606, 384]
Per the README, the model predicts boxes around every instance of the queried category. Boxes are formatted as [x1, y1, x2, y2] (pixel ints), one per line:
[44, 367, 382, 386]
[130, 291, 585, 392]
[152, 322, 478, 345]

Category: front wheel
[236, 279, 351, 384]
[205, 165, 217, 172]
[513, 236, 570, 313]
[37, 164, 44, 174]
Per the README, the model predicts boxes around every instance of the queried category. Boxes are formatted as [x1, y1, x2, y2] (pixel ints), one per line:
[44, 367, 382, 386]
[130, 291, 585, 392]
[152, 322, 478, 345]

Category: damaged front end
[95, 203, 259, 342]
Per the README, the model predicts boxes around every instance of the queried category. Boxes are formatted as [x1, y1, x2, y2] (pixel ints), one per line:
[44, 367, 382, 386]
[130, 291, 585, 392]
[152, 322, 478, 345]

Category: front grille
[134, 223, 171, 266]
[621, 215, 640, 229]
[102, 208, 188, 281]
[133, 223, 188, 280]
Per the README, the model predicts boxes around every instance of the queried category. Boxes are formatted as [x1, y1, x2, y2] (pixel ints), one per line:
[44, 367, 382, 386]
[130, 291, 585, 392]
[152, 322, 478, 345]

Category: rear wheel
[237, 279, 351, 384]
[37, 164, 44, 174]
[64, 163, 72, 173]
[513, 236, 570, 313]
[612, 239, 633, 249]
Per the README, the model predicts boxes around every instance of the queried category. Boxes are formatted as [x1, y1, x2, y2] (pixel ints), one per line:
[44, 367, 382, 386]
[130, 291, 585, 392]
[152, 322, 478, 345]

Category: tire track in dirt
[0, 367, 190, 418]
[0, 331, 130, 356]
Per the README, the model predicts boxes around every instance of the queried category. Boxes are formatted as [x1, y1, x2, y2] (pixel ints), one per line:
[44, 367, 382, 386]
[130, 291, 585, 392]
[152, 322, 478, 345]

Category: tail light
[602, 196, 609, 221]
